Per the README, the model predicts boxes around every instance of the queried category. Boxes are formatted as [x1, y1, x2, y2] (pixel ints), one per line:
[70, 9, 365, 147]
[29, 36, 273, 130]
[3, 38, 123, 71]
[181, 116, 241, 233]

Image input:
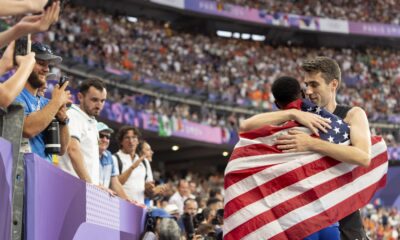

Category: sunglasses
[99, 133, 111, 139]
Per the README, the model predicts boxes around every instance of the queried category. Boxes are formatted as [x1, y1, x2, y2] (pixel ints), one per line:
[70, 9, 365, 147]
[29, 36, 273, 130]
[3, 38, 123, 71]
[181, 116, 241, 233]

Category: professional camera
[44, 118, 60, 154]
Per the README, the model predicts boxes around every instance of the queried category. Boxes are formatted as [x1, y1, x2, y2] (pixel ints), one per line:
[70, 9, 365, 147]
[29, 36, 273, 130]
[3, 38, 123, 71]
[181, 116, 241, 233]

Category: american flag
[223, 99, 388, 240]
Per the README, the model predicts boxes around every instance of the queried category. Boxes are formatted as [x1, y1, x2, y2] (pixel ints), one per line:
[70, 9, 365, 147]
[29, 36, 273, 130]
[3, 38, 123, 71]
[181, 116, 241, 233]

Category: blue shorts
[303, 222, 340, 240]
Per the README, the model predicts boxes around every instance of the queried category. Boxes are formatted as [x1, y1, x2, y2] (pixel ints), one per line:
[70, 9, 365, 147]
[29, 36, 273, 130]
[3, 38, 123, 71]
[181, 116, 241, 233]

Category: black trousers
[339, 210, 369, 240]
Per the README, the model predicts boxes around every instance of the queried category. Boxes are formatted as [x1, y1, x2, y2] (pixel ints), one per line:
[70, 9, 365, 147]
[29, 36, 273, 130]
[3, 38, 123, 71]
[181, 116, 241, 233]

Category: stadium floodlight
[172, 145, 179, 151]
[251, 34, 265, 41]
[223, 151, 229, 157]
[241, 33, 251, 40]
[127, 16, 138, 23]
[233, 32, 240, 39]
[216, 30, 232, 38]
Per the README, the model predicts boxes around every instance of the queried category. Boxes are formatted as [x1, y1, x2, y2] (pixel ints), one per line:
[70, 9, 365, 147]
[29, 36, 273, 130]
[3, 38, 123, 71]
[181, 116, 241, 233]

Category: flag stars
[336, 119, 343, 125]
[343, 132, 349, 140]
[333, 127, 340, 134]
[328, 136, 334, 143]
[316, 107, 321, 114]
[307, 107, 313, 112]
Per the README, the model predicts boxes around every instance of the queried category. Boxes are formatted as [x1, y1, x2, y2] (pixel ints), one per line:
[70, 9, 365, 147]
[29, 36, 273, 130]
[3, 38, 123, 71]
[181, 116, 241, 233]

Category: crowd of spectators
[37, 5, 400, 123]
[213, 0, 400, 24]
[39, 3, 399, 146]
[361, 204, 400, 239]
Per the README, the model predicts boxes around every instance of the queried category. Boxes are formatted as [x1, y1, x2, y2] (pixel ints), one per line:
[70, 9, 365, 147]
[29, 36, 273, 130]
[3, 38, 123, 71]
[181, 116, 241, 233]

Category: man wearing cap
[98, 122, 130, 200]
[15, 42, 71, 162]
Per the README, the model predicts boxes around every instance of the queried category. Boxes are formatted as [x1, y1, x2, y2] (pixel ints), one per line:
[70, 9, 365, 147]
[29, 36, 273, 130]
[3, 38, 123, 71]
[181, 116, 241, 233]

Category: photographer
[178, 198, 198, 238]
[15, 41, 71, 163]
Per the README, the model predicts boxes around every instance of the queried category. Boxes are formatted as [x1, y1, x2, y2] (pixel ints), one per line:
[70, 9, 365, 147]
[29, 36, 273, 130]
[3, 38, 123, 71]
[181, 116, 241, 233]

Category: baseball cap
[31, 42, 62, 64]
[149, 208, 172, 218]
[97, 122, 114, 133]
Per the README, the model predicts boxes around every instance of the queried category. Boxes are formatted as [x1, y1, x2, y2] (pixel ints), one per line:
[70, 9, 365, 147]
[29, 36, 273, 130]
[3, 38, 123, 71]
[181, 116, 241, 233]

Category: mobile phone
[59, 75, 69, 87]
[13, 37, 28, 66]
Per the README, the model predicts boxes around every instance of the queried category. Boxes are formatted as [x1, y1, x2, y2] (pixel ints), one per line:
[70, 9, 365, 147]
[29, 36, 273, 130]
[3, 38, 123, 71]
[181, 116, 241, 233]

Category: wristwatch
[58, 117, 69, 125]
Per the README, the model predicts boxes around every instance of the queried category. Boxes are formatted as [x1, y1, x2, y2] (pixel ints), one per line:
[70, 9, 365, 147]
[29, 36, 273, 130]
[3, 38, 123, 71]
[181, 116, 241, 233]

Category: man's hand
[0, 41, 17, 74]
[55, 104, 68, 123]
[51, 81, 72, 108]
[275, 129, 318, 153]
[152, 184, 170, 196]
[97, 185, 116, 197]
[291, 110, 332, 136]
[130, 155, 145, 170]
[16, 52, 36, 71]
[16, 1, 60, 34]
[27, 0, 49, 12]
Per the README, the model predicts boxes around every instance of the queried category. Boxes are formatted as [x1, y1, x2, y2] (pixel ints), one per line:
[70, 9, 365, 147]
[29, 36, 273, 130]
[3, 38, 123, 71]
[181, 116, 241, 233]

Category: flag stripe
[270, 175, 387, 240]
[224, 152, 325, 204]
[242, 160, 388, 240]
[224, 165, 273, 189]
[225, 137, 382, 203]
[223, 140, 387, 237]
[229, 144, 281, 161]
[224, 156, 339, 218]
[239, 121, 299, 140]
[224, 151, 387, 239]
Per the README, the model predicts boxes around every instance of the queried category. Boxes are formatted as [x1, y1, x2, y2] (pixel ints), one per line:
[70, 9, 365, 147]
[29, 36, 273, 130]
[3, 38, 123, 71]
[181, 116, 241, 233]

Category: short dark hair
[206, 197, 221, 207]
[79, 78, 106, 95]
[116, 125, 141, 147]
[271, 76, 302, 108]
[209, 188, 221, 198]
[301, 56, 341, 87]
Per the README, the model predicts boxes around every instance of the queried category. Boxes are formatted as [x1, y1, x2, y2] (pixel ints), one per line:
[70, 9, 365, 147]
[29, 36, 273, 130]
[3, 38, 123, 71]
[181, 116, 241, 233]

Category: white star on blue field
[301, 99, 350, 144]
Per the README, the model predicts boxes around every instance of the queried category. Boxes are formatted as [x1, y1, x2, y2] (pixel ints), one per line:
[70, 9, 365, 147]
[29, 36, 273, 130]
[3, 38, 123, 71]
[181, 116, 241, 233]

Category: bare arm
[0, 50, 35, 108]
[118, 155, 145, 185]
[110, 176, 130, 200]
[0, 2, 60, 48]
[67, 138, 92, 183]
[240, 109, 331, 135]
[0, 0, 47, 16]
[22, 83, 70, 138]
[58, 124, 69, 156]
[56, 105, 70, 155]
[276, 107, 371, 167]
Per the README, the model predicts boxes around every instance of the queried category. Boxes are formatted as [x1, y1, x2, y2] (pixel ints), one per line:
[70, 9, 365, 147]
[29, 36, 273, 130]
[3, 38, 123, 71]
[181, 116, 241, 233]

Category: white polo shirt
[112, 151, 153, 204]
[59, 104, 100, 185]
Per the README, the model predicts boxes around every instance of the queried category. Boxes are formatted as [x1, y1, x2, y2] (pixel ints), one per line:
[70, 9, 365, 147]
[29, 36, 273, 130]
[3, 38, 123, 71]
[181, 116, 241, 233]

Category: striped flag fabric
[223, 100, 388, 240]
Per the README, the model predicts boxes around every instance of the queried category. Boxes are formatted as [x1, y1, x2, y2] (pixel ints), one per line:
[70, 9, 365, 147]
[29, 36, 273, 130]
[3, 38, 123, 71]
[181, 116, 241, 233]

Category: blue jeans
[303, 222, 340, 240]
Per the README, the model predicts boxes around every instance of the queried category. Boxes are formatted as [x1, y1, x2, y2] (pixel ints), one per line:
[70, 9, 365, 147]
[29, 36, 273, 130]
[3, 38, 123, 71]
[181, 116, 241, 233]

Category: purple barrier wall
[24, 153, 147, 240]
[0, 138, 13, 240]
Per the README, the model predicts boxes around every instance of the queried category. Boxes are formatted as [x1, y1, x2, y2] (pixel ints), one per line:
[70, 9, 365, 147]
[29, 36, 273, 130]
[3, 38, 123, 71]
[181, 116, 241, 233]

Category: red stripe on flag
[224, 156, 339, 218]
[224, 165, 273, 189]
[223, 152, 387, 240]
[229, 144, 281, 161]
[270, 177, 387, 240]
[239, 121, 299, 140]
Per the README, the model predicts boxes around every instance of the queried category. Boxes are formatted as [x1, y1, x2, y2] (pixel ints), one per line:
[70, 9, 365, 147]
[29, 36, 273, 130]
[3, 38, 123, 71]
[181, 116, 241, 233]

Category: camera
[44, 118, 60, 154]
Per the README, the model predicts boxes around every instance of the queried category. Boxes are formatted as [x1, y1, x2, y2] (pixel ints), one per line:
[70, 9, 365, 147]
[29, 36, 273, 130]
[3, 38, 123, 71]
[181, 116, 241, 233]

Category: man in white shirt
[59, 78, 107, 185]
[169, 179, 195, 214]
